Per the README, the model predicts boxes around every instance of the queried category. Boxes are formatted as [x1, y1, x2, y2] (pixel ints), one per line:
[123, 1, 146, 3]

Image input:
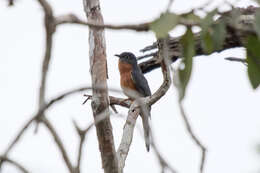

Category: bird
[115, 52, 152, 151]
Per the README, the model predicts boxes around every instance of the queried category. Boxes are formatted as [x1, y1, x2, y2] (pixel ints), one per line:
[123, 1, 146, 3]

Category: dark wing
[131, 68, 151, 97]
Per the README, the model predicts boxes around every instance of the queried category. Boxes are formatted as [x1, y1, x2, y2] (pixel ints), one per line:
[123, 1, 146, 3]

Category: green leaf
[212, 21, 226, 51]
[246, 36, 260, 89]
[200, 9, 217, 54]
[178, 27, 195, 100]
[200, 9, 217, 29]
[181, 12, 201, 24]
[201, 30, 214, 54]
[150, 12, 179, 39]
[254, 10, 260, 39]
[254, 0, 260, 5]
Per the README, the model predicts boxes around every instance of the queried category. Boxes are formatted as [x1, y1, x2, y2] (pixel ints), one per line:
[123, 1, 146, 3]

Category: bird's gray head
[115, 52, 137, 65]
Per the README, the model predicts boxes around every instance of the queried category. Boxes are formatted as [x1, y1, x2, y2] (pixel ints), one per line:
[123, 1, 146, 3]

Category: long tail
[140, 105, 151, 152]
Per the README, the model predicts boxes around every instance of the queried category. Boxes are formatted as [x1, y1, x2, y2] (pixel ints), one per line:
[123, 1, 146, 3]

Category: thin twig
[151, 139, 177, 173]
[225, 57, 247, 65]
[0, 118, 34, 170]
[83, 94, 131, 108]
[0, 86, 92, 170]
[41, 117, 74, 173]
[166, 0, 174, 12]
[73, 108, 116, 173]
[55, 14, 149, 31]
[36, 0, 55, 133]
[7, 0, 14, 6]
[137, 52, 158, 60]
[179, 102, 207, 173]
[0, 156, 30, 173]
[73, 121, 88, 173]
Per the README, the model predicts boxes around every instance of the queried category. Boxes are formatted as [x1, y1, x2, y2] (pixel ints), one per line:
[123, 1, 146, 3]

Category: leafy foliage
[150, 12, 179, 38]
[177, 27, 195, 100]
[246, 36, 260, 89]
[254, 10, 260, 39]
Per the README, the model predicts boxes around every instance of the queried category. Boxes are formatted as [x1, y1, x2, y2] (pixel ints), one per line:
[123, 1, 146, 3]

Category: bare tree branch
[166, 0, 174, 12]
[7, 0, 14, 6]
[83, 0, 119, 172]
[83, 94, 131, 109]
[117, 104, 140, 173]
[225, 57, 247, 65]
[116, 38, 172, 172]
[55, 14, 149, 31]
[36, 0, 56, 135]
[0, 156, 30, 173]
[151, 139, 177, 173]
[37, 0, 55, 106]
[0, 86, 92, 171]
[73, 108, 116, 173]
[179, 102, 207, 173]
[73, 121, 89, 173]
[40, 117, 74, 172]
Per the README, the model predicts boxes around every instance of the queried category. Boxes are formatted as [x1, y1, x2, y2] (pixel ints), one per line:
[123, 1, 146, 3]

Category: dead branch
[117, 104, 140, 173]
[83, 94, 131, 109]
[37, 0, 55, 107]
[151, 139, 177, 173]
[40, 117, 74, 172]
[36, 0, 56, 135]
[225, 57, 247, 64]
[55, 14, 149, 31]
[0, 156, 30, 173]
[83, 0, 118, 172]
[116, 38, 172, 172]
[0, 87, 92, 171]
[179, 102, 207, 173]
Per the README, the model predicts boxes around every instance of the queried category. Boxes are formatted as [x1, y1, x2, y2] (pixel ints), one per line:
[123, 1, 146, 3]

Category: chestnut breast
[118, 61, 140, 99]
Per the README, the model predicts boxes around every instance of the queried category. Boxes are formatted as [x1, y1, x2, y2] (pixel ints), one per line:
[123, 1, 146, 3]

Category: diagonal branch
[117, 104, 140, 173]
[83, 94, 131, 109]
[179, 101, 207, 173]
[55, 14, 149, 31]
[0, 156, 30, 173]
[37, 0, 55, 107]
[116, 38, 172, 172]
[0, 86, 92, 171]
[40, 117, 74, 172]
[151, 138, 177, 173]
[36, 0, 56, 137]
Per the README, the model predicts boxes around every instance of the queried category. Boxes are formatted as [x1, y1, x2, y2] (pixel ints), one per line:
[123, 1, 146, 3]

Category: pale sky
[1, 0, 260, 173]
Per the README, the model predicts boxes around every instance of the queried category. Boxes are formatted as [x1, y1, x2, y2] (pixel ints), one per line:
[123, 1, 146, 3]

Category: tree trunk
[83, 0, 118, 173]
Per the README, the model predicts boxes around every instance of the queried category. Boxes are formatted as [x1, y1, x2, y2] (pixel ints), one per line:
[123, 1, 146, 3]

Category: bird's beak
[114, 54, 120, 58]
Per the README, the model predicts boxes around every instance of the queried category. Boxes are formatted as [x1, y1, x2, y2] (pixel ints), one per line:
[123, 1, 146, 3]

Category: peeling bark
[83, 0, 118, 173]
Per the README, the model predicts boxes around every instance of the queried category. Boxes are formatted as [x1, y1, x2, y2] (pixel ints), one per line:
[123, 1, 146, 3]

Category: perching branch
[117, 104, 140, 173]
[116, 38, 172, 172]
[83, 94, 131, 109]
